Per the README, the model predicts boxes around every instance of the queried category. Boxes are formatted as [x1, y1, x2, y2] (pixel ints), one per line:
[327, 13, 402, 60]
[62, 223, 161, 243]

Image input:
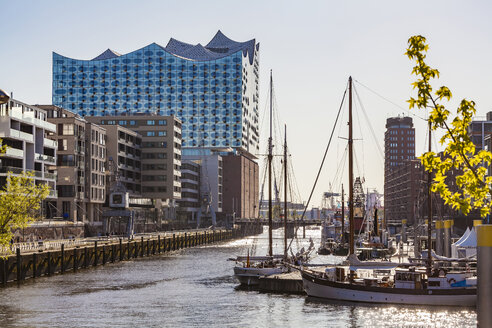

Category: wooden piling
[47, 252, 52, 276]
[73, 248, 77, 272]
[16, 248, 21, 283]
[94, 241, 98, 266]
[84, 247, 88, 268]
[32, 253, 37, 279]
[119, 239, 123, 261]
[61, 244, 65, 274]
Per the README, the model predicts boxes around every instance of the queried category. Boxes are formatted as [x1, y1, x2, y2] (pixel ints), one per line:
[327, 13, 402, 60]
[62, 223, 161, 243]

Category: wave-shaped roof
[80, 30, 258, 64]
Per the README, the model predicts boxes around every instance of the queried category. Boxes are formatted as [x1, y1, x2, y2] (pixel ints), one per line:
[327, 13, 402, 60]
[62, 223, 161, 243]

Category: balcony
[44, 172, 57, 180]
[35, 153, 56, 164]
[2, 107, 56, 132]
[2, 147, 24, 158]
[0, 166, 55, 180]
[0, 129, 34, 143]
[47, 189, 58, 198]
[44, 139, 57, 148]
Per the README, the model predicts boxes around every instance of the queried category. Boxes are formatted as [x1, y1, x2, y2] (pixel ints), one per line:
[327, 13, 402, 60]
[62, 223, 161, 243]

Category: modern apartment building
[52, 31, 260, 155]
[84, 122, 107, 221]
[177, 159, 200, 223]
[384, 116, 416, 225]
[41, 105, 106, 222]
[86, 115, 182, 210]
[182, 149, 223, 215]
[102, 124, 142, 197]
[0, 96, 57, 217]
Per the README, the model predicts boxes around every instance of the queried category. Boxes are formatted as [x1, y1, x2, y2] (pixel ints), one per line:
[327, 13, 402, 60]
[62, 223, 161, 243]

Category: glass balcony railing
[44, 172, 57, 180]
[48, 189, 58, 198]
[0, 166, 25, 175]
[0, 166, 57, 180]
[35, 153, 56, 164]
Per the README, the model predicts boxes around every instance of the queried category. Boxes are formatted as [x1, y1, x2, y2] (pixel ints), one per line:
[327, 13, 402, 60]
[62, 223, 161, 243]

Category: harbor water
[0, 227, 476, 327]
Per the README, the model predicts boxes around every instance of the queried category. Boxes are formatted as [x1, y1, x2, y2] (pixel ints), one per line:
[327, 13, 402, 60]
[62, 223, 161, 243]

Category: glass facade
[52, 31, 260, 154]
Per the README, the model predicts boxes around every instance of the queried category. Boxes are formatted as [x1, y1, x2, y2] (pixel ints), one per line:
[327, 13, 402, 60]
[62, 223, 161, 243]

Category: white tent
[452, 227, 477, 258]
[451, 227, 470, 258]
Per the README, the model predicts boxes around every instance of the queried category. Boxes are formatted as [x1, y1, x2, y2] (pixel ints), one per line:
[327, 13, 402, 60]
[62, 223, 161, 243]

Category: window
[57, 154, 75, 166]
[130, 120, 136, 125]
[158, 131, 167, 137]
[62, 124, 74, 135]
[58, 139, 68, 151]
[158, 120, 167, 126]
[118, 120, 127, 125]
[146, 131, 155, 137]
[147, 120, 155, 125]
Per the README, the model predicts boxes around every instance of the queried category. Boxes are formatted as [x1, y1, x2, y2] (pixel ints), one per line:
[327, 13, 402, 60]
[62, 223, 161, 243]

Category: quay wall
[1, 224, 261, 286]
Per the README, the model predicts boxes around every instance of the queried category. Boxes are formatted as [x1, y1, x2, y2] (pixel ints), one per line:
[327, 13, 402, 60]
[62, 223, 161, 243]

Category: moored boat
[302, 266, 476, 306]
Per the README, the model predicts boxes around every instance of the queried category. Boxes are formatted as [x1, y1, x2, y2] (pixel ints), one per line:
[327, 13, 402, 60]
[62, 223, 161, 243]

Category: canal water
[0, 227, 476, 327]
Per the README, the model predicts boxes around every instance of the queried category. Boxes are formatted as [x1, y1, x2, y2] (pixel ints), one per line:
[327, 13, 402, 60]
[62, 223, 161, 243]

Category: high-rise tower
[384, 116, 418, 225]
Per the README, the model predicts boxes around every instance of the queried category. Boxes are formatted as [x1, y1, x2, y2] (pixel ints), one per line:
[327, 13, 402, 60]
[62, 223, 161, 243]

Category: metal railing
[0, 238, 89, 255]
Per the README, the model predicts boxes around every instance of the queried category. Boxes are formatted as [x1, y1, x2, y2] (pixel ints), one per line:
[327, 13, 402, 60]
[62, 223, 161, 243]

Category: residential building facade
[42, 105, 107, 222]
[468, 111, 492, 152]
[0, 97, 57, 217]
[182, 149, 223, 215]
[177, 159, 200, 224]
[86, 115, 182, 211]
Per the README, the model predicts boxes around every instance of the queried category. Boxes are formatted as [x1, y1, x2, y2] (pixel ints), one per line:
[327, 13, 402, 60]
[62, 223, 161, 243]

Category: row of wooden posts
[1, 225, 261, 286]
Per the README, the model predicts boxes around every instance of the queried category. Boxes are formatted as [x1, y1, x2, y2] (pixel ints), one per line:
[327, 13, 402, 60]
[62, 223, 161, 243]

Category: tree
[406, 35, 492, 217]
[0, 172, 50, 251]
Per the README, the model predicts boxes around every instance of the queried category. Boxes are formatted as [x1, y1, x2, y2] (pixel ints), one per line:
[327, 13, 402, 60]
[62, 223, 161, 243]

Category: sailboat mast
[427, 120, 432, 274]
[348, 76, 355, 255]
[284, 125, 288, 259]
[341, 184, 345, 242]
[268, 70, 273, 257]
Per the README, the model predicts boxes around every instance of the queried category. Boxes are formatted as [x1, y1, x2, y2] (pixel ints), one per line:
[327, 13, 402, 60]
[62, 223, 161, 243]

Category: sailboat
[232, 71, 287, 286]
[300, 77, 477, 306]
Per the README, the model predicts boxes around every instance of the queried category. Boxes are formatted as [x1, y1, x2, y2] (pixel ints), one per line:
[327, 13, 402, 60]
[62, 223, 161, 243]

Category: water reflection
[0, 227, 476, 327]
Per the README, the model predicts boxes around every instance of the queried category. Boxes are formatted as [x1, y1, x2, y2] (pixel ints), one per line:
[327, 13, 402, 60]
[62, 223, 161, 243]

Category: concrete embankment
[1, 225, 261, 286]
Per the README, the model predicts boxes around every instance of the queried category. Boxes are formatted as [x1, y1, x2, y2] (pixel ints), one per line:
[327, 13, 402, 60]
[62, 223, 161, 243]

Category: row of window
[388, 129, 415, 135]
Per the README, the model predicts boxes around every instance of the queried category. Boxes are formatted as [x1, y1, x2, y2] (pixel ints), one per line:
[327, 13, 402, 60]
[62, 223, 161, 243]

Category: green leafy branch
[406, 35, 492, 217]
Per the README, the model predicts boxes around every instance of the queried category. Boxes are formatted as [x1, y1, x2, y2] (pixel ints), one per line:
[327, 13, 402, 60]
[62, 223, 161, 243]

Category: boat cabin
[394, 268, 426, 289]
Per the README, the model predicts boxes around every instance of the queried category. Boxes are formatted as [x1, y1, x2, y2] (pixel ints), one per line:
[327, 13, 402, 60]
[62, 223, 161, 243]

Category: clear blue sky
[2, 0, 492, 206]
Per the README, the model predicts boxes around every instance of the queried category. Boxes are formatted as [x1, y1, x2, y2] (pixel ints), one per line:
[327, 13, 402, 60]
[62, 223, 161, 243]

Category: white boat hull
[302, 271, 476, 307]
[234, 266, 284, 286]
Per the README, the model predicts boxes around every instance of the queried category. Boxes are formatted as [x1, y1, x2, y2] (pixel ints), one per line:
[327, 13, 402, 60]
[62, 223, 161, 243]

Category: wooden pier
[1, 225, 261, 287]
[258, 271, 305, 294]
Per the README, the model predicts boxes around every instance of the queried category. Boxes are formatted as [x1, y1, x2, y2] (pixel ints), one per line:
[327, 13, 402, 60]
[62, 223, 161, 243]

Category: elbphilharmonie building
[52, 31, 260, 154]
